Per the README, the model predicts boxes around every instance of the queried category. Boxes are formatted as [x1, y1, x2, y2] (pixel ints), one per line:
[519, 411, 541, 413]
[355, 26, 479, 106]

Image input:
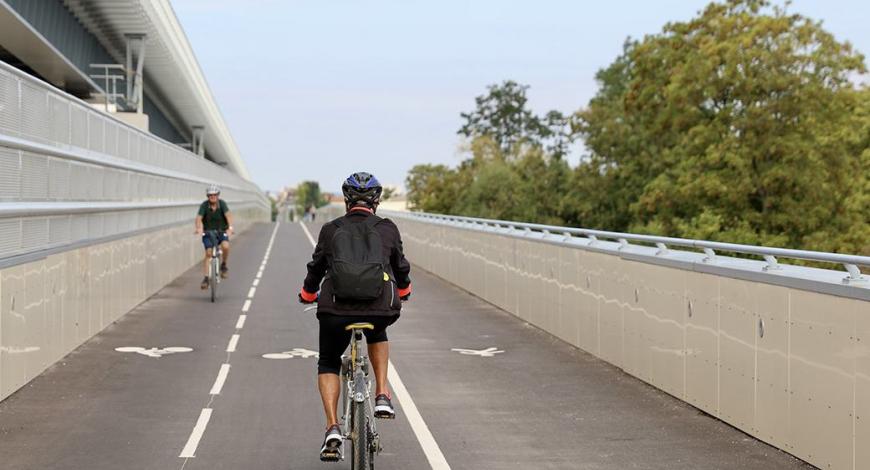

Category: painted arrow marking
[262, 348, 320, 359]
[451, 347, 504, 357]
[115, 346, 193, 358]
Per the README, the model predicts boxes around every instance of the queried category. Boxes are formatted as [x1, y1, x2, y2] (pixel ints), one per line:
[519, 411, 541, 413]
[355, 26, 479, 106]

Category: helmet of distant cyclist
[342, 172, 382, 210]
[206, 184, 220, 196]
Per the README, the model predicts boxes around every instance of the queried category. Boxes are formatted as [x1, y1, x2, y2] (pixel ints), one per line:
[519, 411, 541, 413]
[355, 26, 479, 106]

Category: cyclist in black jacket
[298, 172, 411, 461]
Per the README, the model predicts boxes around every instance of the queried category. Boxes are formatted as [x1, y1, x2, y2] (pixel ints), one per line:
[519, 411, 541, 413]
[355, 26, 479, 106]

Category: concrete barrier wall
[391, 215, 870, 470]
[0, 215, 261, 401]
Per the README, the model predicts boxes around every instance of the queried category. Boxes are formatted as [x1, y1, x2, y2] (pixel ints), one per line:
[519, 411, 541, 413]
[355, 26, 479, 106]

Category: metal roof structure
[59, 0, 251, 179]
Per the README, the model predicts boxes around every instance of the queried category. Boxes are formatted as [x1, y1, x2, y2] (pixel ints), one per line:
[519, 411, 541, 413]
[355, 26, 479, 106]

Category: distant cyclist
[195, 184, 234, 289]
[298, 172, 411, 461]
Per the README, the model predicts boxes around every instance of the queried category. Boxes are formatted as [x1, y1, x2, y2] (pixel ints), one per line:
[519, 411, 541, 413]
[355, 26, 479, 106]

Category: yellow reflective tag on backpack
[383, 272, 390, 281]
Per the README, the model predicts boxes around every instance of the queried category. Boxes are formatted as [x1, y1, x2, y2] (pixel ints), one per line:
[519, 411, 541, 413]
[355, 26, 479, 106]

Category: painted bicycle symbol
[115, 346, 193, 358]
[451, 347, 505, 357]
[262, 348, 320, 359]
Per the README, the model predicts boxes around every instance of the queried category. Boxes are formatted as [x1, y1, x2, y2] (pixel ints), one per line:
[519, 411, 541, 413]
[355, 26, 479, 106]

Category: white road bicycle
[205, 230, 223, 303]
[341, 322, 381, 469]
[305, 305, 381, 469]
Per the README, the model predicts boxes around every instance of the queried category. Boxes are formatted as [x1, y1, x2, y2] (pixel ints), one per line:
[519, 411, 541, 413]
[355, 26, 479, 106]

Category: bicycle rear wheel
[351, 400, 371, 470]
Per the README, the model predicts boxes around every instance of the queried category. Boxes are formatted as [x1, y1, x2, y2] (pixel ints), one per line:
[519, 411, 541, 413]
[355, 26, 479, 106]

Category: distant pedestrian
[308, 205, 316, 222]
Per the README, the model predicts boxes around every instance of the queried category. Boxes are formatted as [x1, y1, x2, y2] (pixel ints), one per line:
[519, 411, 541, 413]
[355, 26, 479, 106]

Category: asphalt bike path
[0, 223, 277, 469]
[185, 222, 429, 469]
[0, 220, 814, 469]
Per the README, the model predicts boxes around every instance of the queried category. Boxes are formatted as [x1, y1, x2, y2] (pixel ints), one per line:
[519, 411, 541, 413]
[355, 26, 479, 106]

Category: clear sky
[172, 0, 869, 194]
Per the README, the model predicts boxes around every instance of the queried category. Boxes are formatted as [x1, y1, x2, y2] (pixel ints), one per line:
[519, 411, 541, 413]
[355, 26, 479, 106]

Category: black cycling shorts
[317, 313, 399, 375]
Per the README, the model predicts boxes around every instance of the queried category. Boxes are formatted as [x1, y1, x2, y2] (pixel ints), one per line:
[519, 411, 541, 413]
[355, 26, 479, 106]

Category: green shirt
[198, 199, 229, 231]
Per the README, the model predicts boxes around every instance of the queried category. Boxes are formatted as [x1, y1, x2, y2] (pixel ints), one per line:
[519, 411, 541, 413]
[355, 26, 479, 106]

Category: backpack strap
[218, 199, 229, 227]
[363, 214, 383, 228]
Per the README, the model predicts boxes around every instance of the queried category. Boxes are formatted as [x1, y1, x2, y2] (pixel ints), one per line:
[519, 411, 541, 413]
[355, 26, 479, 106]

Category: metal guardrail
[385, 210, 870, 285]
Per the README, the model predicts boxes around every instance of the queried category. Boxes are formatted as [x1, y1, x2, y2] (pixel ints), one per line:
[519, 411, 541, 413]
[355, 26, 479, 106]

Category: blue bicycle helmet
[342, 172, 382, 209]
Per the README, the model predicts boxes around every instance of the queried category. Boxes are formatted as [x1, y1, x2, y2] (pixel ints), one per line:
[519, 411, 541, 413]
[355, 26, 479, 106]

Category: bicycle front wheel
[210, 258, 218, 302]
[351, 400, 371, 470]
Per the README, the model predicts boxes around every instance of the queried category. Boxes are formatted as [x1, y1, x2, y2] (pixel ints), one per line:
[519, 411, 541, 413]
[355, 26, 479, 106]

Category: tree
[406, 164, 460, 213]
[458, 81, 575, 159]
[296, 181, 328, 213]
[571, 0, 869, 253]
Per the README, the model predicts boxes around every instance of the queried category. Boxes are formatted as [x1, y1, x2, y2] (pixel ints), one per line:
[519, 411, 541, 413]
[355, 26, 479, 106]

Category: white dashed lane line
[178, 222, 280, 461]
[179, 408, 213, 458]
[226, 334, 240, 353]
[298, 221, 452, 470]
[209, 364, 231, 395]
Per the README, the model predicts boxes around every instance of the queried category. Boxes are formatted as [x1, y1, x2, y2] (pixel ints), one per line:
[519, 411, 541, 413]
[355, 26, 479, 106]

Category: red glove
[298, 288, 318, 304]
[398, 284, 411, 301]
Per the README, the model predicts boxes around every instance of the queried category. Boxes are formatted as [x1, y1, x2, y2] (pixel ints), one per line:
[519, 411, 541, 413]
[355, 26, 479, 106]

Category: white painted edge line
[179, 408, 213, 458]
[226, 334, 240, 353]
[299, 219, 450, 469]
[388, 362, 452, 469]
[209, 364, 231, 395]
[256, 271, 263, 279]
[242, 299, 251, 312]
[299, 220, 317, 246]
[247, 287, 256, 298]
[252, 278, 260, 287]
[235, 315, 247, 329]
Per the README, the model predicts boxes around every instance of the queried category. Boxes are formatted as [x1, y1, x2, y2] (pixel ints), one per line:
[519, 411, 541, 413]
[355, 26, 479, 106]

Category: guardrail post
[762, 255, 781, 271]
[655, 242, 669, 256]
[587, 234, 598, 246]
[562, 231, 572, 242]
[617, 238, 630, 251]
[843, 264, 867, 284]
[702, 248, 717, 263]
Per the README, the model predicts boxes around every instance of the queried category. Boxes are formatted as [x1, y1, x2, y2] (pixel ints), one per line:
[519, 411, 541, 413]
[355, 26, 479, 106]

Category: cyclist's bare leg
[318, 372, 341, 427]
[220, 240, 230, 265]
[368, 341, 389, 396]
[202, 248, 213, 276]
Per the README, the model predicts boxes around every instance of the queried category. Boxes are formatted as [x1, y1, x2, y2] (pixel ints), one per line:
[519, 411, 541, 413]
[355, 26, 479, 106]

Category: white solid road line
[388, 364, 451, 469]
[226, 334, 240, 353]
[299, 221, 317, 245]
[179, 408, 213, 458]
[242, 299, 251, 312]
[298, 220, 451, 469]
[235, 315, 247, 329]
[210, 364, 231, 395]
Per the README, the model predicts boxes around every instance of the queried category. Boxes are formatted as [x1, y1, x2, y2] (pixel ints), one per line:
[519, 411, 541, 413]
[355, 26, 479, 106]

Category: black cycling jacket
[302, 209, 411, 316]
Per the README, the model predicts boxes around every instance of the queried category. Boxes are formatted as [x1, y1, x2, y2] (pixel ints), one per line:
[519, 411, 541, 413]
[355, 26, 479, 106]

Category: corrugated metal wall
[3, 0, 186, 144]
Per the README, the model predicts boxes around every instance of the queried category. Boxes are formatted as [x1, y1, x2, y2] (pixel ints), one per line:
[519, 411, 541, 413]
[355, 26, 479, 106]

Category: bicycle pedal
[319, 447, 341, 462]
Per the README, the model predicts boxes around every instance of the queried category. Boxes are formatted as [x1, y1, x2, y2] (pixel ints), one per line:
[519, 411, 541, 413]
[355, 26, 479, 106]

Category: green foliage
[409, 0, 869, 256]
[571, 0, 869, 254]
[406, 136, 571, 224]
[269, 195, 278, 222]
[458, 80, 575, 159]
[296, 181, 328, 213]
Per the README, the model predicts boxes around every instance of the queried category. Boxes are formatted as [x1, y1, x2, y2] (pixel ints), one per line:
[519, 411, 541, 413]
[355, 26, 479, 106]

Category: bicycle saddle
[345, 323, 375, 331]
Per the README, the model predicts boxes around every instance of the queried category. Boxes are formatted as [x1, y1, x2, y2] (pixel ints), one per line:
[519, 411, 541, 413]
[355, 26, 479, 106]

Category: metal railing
[385, 210, 870, 285]
[0, 59, 269, 262]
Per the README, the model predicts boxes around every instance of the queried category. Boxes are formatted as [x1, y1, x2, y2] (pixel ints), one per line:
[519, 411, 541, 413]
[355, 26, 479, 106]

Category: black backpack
[329, 215, 385, 300]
